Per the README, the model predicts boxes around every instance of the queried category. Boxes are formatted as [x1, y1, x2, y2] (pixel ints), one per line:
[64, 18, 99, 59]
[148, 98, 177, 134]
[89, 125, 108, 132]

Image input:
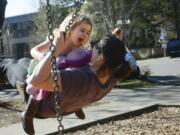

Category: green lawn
[115, 79, 155, 89]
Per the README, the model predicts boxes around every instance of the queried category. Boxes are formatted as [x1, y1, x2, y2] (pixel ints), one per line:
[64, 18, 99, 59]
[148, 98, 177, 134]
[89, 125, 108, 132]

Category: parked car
[166, 39, 180, 57]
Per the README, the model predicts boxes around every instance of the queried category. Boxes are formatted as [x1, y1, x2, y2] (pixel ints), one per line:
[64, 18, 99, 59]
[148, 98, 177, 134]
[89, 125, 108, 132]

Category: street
[137, 56, 180, 76]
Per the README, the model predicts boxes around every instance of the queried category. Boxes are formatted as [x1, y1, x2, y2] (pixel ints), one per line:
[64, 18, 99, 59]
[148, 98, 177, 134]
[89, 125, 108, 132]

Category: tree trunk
[173, 0, 180, 38]
[0, 0, 7, 32]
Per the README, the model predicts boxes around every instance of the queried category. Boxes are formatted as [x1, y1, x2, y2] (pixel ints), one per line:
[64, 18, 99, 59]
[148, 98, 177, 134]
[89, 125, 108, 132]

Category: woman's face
[70, 22, 92, 48]
[90, 42, 102, 66]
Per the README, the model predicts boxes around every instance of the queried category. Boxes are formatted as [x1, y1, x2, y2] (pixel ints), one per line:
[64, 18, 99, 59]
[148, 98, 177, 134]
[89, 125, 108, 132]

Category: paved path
[0, 87, 21, 101]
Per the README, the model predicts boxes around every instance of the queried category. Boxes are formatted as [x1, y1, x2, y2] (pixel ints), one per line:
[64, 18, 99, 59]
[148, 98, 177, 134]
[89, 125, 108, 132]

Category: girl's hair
[60, 13, 92, 31]
[59, 13, 93, 46]
[99, 35, 132, 79]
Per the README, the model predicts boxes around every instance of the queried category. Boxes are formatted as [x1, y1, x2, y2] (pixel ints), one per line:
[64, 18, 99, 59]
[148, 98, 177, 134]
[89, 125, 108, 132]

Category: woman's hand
[112, 27, 123, 41]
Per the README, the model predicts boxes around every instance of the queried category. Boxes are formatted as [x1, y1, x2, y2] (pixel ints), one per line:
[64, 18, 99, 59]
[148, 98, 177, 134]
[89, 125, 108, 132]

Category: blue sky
[5, 0, 39, 17]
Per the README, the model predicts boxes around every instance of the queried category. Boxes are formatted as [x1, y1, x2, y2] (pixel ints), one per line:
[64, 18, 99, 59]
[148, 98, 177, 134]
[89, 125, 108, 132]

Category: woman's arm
[112, 27, 123, 41]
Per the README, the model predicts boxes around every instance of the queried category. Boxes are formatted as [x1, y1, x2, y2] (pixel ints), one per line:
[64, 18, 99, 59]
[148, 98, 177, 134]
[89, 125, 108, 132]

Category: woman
[26, 33, 132, 134]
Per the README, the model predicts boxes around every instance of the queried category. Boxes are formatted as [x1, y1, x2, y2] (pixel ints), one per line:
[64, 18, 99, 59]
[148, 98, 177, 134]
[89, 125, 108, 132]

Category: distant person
[160, 27, 168, 57]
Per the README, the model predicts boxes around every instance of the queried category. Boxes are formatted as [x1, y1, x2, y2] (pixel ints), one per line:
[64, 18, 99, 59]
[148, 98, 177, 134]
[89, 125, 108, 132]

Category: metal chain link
[46, 0, 64, 134]
[45, 0, 85, 134]
[65, 0, 85, 33]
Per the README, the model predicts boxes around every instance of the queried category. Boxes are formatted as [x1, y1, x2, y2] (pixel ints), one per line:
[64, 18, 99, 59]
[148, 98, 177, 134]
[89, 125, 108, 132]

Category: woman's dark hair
[99, 35, 132, 79]
[113, 61, 132, 80]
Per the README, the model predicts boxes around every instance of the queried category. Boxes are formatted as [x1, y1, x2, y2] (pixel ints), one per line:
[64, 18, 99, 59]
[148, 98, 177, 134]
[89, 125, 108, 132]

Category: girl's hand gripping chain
[54, 31, 72, 57]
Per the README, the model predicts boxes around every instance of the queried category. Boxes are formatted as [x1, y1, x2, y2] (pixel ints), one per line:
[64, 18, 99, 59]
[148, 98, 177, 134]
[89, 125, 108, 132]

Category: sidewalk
[1, 83, 180, 134]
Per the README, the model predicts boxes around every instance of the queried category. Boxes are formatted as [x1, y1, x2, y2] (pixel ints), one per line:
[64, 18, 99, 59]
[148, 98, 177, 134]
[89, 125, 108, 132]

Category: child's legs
[35, 89, 49, 101]
[26, 84, 39, 97]
[26, 84, 49, 101]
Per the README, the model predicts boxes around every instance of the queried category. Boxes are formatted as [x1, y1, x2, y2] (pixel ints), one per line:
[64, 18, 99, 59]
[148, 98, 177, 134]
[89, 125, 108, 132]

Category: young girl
[21, 13, 93, 134]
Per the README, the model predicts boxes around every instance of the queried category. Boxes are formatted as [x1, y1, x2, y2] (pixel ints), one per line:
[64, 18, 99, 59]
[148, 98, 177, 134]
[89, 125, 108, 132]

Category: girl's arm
[27, 32, 70, 92]
[27, 52, 59, 91]
[30, 28, 60, 61]
[30, 40, 50, 61]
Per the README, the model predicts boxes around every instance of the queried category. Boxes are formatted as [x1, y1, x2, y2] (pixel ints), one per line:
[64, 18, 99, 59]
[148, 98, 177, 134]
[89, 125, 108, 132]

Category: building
[1, 12, 37, 59]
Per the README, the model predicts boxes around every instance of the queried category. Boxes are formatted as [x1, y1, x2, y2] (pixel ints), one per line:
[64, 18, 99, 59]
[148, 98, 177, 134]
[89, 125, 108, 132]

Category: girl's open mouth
[78, 37, 84, 43]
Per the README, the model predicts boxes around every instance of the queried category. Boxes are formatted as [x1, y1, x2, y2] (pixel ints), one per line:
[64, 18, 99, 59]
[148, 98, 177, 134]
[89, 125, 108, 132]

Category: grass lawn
[115, 79, 155, 89]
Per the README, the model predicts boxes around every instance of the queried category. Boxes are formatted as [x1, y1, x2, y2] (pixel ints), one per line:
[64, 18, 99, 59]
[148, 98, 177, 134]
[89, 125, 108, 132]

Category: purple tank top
[57, 48, 92, 69]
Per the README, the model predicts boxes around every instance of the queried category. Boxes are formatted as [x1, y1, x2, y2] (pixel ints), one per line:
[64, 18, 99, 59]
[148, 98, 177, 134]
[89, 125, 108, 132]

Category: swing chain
[46, 0, 64, 134]
[46, 0, 85, 134]
[65, 0, 85, 33]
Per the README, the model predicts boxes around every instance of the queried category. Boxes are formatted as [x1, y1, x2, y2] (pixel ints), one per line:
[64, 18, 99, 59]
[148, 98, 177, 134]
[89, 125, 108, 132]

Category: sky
[5, 0, 40, 18]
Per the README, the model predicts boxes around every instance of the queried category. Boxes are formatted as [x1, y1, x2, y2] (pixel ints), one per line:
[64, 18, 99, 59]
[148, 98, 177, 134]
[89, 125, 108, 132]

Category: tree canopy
[34, 0, 180, 48]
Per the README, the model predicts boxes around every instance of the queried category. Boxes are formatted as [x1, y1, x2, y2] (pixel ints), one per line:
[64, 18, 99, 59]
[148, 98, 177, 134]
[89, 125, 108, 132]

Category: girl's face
[69, 22, 92, 48]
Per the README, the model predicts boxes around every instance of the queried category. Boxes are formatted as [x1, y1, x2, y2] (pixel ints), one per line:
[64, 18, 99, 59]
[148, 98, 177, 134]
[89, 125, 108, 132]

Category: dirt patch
[1, 100, 180, 134]
[65, 106, 180, 135]
[0, 100, 24, 128]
